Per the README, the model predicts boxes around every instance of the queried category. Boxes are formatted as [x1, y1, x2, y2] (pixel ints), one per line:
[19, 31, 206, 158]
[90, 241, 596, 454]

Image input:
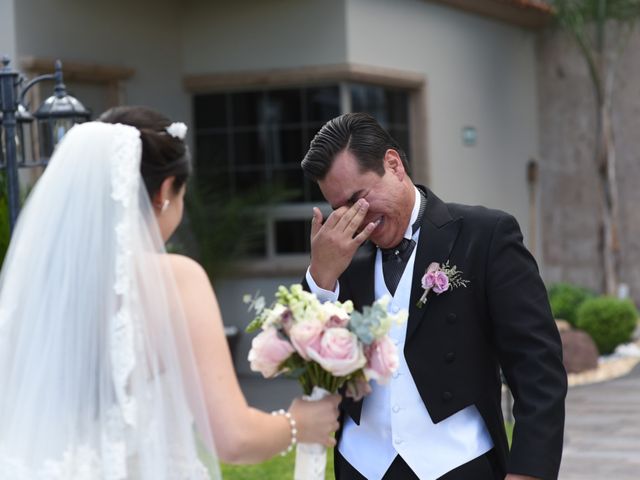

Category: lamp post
[0, 56, 90, 233]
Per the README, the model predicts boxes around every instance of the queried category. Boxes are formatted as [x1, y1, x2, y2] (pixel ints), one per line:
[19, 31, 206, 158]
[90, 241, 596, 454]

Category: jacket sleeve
[486, 213, 567, 480]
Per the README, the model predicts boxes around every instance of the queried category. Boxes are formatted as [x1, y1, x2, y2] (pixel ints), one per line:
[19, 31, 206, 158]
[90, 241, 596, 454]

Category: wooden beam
[184, 63, 425, 93]
[20, 57, 135, 83]
[429, 0, 552, 29]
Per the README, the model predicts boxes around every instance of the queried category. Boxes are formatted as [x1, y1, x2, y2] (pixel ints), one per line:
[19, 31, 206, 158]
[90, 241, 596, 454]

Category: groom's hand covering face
[308, 200, 377, 291]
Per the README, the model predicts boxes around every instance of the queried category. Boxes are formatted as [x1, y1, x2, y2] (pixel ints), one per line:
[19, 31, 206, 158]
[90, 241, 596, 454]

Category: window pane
[386, 90, 409, 125]
[232, 92, 262, 127]
[350, 84, 385, 117]
[388, 127, 410, 155]
[306, 178, 325, 203]
[195, 133, 229, 174]
[194, 94, 227, 129]
[275, 220, 309, 254]
[271, 127, 304, 167]
[265, 89, 302, 125]
[233, 130, 267, 168]
[235, 169, 266, 194]
[306, 86, 340, 122]
[350, 84, 410, 129]
[273, 168, 305, 202]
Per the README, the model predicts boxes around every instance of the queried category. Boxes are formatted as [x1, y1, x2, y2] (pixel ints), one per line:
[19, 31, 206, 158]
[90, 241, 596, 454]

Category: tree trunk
[598, 99, 620, 295]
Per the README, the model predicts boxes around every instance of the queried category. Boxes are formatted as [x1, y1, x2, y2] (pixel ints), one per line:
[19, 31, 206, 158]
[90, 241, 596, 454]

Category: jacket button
[442, 391, 453, 402]
[445, 352, 455, 363]
[446, 313, 456, 324]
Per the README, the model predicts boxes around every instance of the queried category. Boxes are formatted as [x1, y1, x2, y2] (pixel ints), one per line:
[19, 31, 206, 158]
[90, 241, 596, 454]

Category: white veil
[0, 122, 221, 479]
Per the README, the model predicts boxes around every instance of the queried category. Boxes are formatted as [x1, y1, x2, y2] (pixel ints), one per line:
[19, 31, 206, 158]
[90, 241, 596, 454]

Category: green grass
[221, 450, 335, 480]
[505, 420, 514, 446]
[220, 422, 514, 479]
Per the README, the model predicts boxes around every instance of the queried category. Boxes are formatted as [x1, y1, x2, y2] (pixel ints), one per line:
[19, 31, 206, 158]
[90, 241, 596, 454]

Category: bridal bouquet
[245, 284, 406, 480]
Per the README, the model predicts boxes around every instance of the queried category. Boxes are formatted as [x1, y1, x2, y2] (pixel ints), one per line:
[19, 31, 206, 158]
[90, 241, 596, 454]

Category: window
[193, 82, 411, 266]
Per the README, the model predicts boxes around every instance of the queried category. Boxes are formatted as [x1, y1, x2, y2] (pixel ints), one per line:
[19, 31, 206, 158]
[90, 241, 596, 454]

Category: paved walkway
[560, 365, 640, 479]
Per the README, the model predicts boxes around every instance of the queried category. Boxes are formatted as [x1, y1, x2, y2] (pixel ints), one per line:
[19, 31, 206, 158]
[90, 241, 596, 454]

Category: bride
[0, 106, 340, 479]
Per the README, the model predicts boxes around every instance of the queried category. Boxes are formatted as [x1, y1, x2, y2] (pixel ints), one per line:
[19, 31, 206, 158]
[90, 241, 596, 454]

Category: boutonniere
[416, 261, 470, 308]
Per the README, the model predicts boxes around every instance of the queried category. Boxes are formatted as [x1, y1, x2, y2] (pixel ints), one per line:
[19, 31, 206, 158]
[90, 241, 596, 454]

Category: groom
[301, 113, 567, 480]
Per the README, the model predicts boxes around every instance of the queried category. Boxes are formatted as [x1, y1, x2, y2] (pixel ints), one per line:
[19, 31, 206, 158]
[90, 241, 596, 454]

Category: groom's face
[318, 149, 414, 249]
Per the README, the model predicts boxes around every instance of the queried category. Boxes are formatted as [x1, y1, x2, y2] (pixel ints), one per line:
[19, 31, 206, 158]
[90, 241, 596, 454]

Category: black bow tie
[380, 238, 416, 263]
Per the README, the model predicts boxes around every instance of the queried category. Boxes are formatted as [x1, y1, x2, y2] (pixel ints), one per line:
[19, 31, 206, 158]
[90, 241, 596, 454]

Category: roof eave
[429, 0, 552, 29]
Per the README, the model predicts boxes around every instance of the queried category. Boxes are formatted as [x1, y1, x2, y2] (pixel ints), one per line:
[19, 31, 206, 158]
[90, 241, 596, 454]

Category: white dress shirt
[306, 187, 493, 479]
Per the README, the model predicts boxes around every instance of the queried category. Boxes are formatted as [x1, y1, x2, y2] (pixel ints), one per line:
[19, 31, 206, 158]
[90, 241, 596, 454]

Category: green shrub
[548, 283, 596, 326]
[576, 297, 638, 354]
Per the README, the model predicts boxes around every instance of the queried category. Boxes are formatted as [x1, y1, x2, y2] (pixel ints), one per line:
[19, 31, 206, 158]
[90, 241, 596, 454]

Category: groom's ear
[384, 149, 405, 180]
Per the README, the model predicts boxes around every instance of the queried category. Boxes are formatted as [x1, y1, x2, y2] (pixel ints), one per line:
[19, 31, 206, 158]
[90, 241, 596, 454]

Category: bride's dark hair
[98, 106, 191, 198]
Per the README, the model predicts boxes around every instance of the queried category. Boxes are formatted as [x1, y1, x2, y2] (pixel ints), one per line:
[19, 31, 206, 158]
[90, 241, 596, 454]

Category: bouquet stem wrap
[294, 386, 330, 480]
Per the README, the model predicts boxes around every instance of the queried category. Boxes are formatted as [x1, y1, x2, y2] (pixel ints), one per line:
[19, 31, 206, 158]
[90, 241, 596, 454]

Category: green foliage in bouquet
[548, 283, 596, 327]
[576, 297, 638, 354]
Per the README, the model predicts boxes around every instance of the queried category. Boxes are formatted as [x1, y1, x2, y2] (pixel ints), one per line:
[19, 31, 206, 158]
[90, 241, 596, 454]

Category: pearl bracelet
[271, 408, 297, 456]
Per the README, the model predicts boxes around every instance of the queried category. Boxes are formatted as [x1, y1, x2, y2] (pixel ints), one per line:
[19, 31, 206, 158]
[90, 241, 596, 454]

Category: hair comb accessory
[165, 122, 188, 140]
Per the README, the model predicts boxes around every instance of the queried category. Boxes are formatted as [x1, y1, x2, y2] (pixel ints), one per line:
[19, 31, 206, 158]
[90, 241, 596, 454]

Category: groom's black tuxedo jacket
[305, 187, 567, 480]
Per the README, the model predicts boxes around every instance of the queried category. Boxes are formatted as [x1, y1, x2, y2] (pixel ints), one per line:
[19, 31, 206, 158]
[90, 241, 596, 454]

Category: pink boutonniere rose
[417, 261, 469, 308]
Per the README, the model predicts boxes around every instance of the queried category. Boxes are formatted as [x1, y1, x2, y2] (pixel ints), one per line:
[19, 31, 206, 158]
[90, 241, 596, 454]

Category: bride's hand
[288, 394, 341, 447]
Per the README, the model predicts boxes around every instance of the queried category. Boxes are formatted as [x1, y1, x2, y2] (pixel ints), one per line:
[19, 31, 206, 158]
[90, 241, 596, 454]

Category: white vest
[337, 233, 493, 479]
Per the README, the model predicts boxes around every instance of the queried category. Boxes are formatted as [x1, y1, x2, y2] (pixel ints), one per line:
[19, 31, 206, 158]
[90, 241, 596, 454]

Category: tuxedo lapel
[406, 188, 462, 341]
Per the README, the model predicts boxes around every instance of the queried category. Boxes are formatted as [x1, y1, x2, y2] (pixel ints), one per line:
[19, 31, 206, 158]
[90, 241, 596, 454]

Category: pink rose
[289, 320, 324, 360]
[432, 271, 450, 294]
[422, 271, 436, 290]
[345, 375, 373, 402]
[248, 327, 295, 378]
[421, 262, 440, 290]
[364, 336, 399, 384]
[307, 328, 366, 377]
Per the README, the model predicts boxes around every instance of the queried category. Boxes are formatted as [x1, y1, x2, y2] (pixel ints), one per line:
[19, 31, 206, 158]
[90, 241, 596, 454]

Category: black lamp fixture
[33, 61, 90, 158]
[0, 56, 90, 232]
[0, 104, 34, 166]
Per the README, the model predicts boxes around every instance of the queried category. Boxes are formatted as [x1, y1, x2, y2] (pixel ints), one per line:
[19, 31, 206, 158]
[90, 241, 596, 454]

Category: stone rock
[561, 329, 599, 374]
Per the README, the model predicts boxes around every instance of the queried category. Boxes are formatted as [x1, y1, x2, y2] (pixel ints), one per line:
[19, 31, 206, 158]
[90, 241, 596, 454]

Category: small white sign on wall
[462, 126, 477, 147]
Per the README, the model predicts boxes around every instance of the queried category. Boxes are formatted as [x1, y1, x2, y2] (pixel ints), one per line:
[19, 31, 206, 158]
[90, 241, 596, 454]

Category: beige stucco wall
[538, 27, 640, 300]
[181, 0, 348, 74]
[346, 0, 540, 247]
[12, 0, 187, 122]
[0, 0, 17, 61]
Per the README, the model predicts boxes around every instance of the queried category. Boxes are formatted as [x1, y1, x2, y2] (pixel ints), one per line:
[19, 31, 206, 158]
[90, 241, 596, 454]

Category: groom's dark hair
[301, 112, 409, 181]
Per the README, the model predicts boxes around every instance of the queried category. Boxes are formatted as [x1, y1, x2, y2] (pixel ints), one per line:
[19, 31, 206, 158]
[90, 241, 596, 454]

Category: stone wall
[537, 27, 640, 301]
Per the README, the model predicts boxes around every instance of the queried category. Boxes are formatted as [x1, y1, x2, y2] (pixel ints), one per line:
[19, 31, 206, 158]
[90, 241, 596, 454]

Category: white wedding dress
[0, 123, 222, 479]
